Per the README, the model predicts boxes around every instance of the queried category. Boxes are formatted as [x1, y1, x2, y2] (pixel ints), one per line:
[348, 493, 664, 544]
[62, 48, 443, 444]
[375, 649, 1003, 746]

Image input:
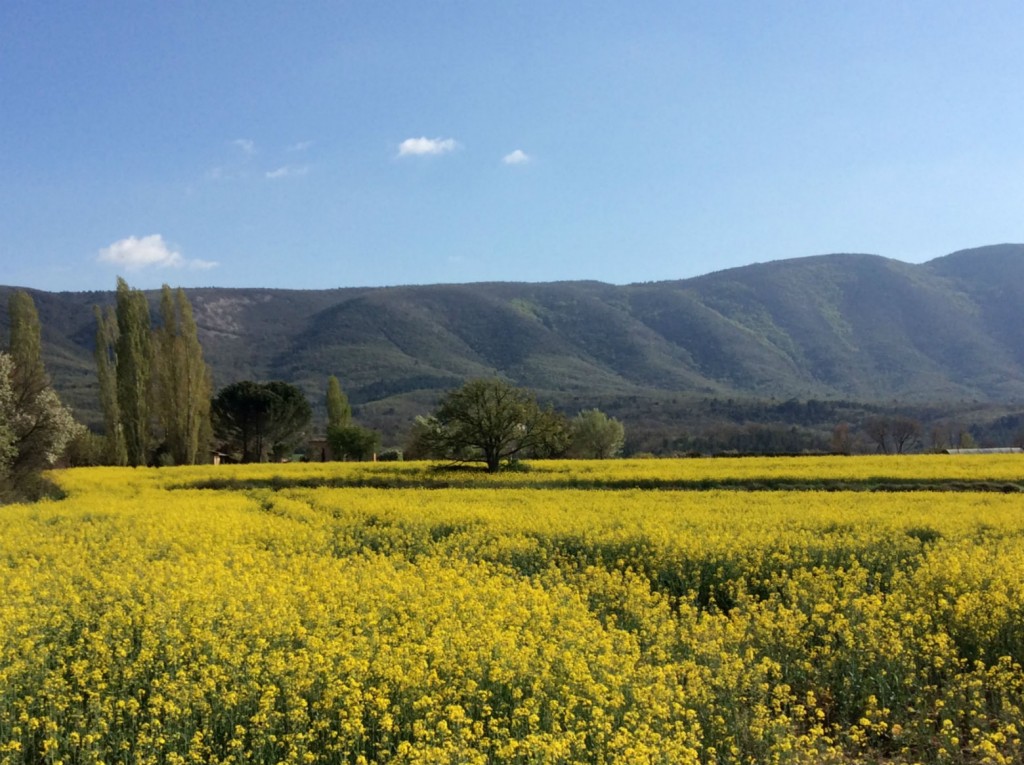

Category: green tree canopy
[415, 378, 568, 472]
[0, 355, 18, 481]
[7, 290, 47, 404]
[152, 285, 212, 465]
[568, 409, 625, 459]
[326, 375, 351, 429]
[93, 304, 127, 465]
[212, 380, 312, 463]
[2, 291, 81, 501]
[328, 424, 380, 462]
[114, 278, 152, 466]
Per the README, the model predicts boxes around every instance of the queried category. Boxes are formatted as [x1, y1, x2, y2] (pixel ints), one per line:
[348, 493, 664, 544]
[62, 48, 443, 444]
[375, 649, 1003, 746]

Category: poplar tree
[7, 290, 47, 405]
[152, 285, 211, 465]
[94, 305, 127, 465]
[326, 375, 351, 429]
[0, 355, 16, 480]
[2, 291, 80, 499]
[114, 278, 152, 466]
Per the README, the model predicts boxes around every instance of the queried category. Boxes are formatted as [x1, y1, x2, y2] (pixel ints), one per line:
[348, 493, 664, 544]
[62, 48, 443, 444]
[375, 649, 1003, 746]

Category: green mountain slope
[3, 245, 1024, 442]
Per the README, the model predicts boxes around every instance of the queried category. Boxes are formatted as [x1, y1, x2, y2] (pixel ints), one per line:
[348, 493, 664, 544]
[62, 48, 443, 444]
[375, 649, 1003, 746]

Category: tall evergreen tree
[114, 278, 152, 466]
[326, 375, 351, 429]
[152, 285, 211, 465]
[93, 304, 127, 465]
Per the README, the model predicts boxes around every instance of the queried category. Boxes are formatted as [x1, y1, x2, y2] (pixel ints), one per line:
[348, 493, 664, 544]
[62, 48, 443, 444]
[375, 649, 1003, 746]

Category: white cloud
[233, 138, 256, 155]
[287, 140, 313, 152]
[398, 136, 459, 157]
[503, 149, 530, 165]
[97, 235, 218, 271]
[266, 165, 309, 179]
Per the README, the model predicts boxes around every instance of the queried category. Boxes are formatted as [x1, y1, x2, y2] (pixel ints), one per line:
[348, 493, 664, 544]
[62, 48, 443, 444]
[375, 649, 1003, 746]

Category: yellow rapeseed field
[2, 456, 1023, 764]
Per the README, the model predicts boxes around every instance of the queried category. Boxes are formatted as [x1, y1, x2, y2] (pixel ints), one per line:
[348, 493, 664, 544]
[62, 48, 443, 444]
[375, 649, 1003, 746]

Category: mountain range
[3, 244, 1024, 449]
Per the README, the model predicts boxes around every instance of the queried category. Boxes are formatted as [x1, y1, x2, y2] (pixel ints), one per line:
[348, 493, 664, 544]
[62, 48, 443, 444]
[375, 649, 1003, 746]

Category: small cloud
[502, 149, 530, 165]
[97, 235, 217, 271]
[233, 138, 256, 155]
[266, 165, 309, 179]
[398, 136, 459, 157]
[287, 140, 313, 152]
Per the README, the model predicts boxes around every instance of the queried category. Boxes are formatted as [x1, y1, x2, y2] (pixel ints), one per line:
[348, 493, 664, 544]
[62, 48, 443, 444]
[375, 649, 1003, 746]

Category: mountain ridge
[3, 244, 1023, 446]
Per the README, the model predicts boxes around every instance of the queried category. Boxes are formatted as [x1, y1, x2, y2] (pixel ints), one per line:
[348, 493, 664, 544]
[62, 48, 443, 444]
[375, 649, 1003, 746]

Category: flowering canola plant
[1, 457, 1023, 764]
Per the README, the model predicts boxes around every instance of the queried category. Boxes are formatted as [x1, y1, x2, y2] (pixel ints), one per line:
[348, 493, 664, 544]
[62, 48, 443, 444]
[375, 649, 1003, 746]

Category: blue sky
[3, 1, 1024, 292]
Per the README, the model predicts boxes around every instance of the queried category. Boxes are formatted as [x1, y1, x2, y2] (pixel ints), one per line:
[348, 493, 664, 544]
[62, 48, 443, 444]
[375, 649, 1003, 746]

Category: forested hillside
[3, 244, 1024, 451]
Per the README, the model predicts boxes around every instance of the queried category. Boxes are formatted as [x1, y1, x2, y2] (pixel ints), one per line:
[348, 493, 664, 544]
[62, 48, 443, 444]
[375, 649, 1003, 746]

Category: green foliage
[568, 408, 624, 459]
[93, 305, 127, 465]
[327, 423, 380, 461]
[7, 290, 47, 403]
[325, 375, 351, 429]
[11, 245, 1024, 453]
[0, 355, 16, 479]
[1, 292, 82, 501]
[417, 378, 569, 472]
[63, 428, 108, 467]
[212, 380, 312, 462]
[114, 278, 152, 466]
[152, 286, 212, 465]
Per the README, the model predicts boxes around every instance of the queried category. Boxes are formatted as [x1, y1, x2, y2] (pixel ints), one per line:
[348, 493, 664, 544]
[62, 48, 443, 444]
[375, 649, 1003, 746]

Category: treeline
[621, 396, 1024, 456]
[89, 279, 328, 466]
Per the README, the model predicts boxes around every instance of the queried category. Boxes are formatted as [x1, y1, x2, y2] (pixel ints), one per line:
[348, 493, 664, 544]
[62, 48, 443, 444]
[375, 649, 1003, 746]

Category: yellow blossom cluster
[0, 458, 1022, 763]
[53, 453, 1024, 494]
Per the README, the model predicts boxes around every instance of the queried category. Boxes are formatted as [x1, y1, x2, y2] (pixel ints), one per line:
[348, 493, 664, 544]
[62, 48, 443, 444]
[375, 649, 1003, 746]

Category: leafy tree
[212, 381, 311, 462]
[114, 278, 152, 466]
[328, 424, 380, 461]
[93, 305, 127, 465]
[568, 408, 625, 459]
[2, 291, 82, 500]
[63, 428, 108, 467]
[326, 375, 351, 429]
[263, 381, 313, 460]
[211, 381, 270, 462]
[152, 285, 212, 465]
[416, 378, 568, 472]
[7, 290, 47, 404]
[0, 356, 17, 481]
[323, 376, 379, 460]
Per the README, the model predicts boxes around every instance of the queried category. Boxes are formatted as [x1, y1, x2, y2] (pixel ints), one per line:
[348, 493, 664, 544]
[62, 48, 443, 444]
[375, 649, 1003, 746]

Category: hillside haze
[4, 245, 1024, 445]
